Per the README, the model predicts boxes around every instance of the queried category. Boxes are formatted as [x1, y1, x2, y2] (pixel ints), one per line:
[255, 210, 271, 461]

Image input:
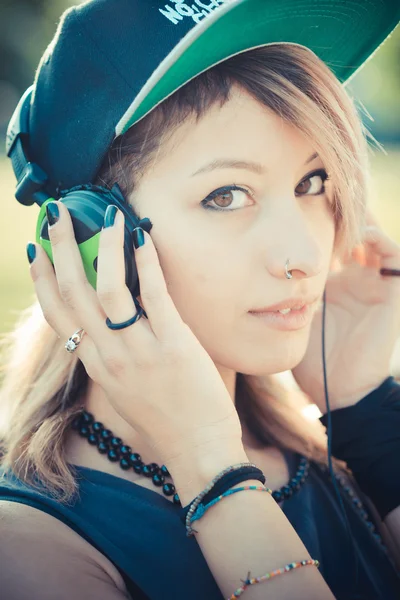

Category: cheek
[315, 207, 336, 255]
[327, 218, 337, 257]
[157, 239, 241, 336]
[161, 251, 227, 313]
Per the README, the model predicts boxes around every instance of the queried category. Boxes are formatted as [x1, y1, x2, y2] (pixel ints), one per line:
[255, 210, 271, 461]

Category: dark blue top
[1, 448, 400, 599]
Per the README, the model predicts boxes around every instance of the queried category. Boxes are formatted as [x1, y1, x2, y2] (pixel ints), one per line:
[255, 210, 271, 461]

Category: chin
[229, 357, 299, 377]
[234, 340, 309, 376]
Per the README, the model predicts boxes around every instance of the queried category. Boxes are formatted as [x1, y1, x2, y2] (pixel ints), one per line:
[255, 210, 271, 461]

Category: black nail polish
[133, 227, 145, 249]
[104, 205, 118, 228]
[46, 202, 59, 226]
[26, 242, 36, 264]
[138, 217, 153, 233]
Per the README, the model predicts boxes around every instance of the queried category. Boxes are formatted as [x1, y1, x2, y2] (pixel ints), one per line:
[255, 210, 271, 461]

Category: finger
[363, 210, 384, 269]
[363, 225, 400, 271]
[350, 244, 367, 267]
[28, 242, 111, 388]
[96, 206, 154, 346]
[131, 227, 184, 341]
[349, 243, 380, 270]
[46, 201, 125, 353]
[362, 234, 381, 270]
[340, 208, 382, 268]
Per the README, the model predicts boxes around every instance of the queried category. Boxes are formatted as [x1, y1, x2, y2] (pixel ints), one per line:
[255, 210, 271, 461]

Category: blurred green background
[0, 2, 399, 337]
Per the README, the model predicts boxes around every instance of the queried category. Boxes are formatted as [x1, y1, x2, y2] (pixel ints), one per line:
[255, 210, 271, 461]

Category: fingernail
[26, 242, 36, 264]
[138, 217, 153, 233]
[46, 202, 59, 227]
[133, 227, 145, 249]
[104, 205, 118, 228]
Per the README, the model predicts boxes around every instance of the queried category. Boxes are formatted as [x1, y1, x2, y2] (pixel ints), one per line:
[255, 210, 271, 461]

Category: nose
[255, 187, 332, 280]
[264, 222, 325, 280]
[279, 258, 322, 280]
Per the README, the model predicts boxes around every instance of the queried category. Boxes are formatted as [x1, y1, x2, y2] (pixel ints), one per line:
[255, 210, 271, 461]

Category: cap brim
[116, 0, 400, 136]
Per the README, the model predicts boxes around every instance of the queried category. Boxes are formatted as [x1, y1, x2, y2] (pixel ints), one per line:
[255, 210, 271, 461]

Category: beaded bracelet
[184, 462, 263, 536]
[180, 463, 266, 530]
[190, 484, 272, 523]
[228, 559, 320, 599]
[181, 463, 320, 598]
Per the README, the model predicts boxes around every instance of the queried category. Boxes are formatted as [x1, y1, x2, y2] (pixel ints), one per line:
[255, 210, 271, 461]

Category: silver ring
[65, 328, 85, 353]
[285, 259, 293, 279]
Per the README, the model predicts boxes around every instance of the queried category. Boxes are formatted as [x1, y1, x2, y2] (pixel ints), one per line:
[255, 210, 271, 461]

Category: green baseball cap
[7, 0, 400, 203]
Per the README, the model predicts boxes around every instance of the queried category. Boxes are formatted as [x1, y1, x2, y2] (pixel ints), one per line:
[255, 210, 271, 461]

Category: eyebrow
[191, 152, 320, 177]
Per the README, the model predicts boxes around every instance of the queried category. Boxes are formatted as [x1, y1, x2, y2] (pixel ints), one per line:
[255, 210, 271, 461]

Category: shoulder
[0, 500, 131, 599]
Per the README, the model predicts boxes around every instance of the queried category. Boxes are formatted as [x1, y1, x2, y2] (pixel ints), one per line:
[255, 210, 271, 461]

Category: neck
[65, 376, 265, 473]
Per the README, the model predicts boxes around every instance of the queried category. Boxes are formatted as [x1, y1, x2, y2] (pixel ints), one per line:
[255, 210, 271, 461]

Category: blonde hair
[0, 43, 378, 502]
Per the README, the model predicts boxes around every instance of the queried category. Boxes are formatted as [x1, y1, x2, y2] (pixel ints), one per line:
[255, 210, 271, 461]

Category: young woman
[1, 1, 400, 599]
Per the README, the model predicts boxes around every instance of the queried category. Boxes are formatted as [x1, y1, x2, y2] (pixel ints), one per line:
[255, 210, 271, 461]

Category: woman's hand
[292, 210, 400, 414]
[28, 201, 242, 463]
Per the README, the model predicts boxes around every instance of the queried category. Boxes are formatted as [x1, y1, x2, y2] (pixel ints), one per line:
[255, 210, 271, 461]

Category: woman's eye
[295, 169, 329, 196]
[201, 169, 329, 213]
[201, 185, 254, 212]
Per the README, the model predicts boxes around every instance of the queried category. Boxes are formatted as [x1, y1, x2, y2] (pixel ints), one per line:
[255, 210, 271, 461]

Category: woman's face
[130, 84, 336, 376]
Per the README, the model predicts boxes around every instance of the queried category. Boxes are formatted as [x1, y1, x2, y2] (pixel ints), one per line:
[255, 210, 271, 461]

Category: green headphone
[7, 86, 152, 299]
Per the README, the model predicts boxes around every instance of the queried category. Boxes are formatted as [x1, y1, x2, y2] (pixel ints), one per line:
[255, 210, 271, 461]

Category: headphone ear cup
[35, 189, 141, 298]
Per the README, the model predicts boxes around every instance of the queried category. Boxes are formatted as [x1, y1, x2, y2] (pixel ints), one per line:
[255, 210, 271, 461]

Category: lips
[248, 303, 313, 331]
[249, 295, 318, 313]
[272, 306, 303, 314]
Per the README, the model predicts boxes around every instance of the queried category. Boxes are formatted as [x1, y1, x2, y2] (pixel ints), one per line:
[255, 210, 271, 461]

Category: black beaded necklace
[71, 410, 310, 506]
[71, 409, 388, 554]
